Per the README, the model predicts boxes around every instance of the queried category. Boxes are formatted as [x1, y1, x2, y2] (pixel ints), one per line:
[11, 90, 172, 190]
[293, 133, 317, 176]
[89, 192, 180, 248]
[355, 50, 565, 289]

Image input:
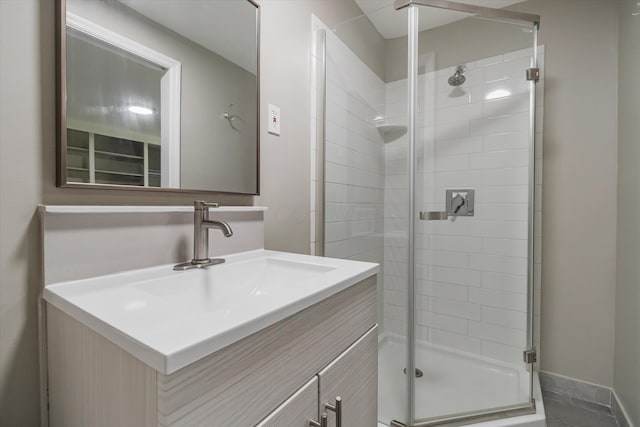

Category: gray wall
[178, 43, 257, 193]
[0, 3, 44, 425]
[614, 1, 640, 424]
[0, 0, 364, 424]
[515, 0, 619, 389]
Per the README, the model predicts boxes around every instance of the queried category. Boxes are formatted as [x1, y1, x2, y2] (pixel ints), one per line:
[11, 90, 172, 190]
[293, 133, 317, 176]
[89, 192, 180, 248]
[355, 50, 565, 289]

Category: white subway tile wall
[382, 47, 544, 368]
[313, 19, 386, 324]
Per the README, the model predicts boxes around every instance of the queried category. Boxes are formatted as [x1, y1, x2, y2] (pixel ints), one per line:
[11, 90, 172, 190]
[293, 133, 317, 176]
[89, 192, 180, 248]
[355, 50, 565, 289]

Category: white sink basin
[43, 250, 378, 374]
[135, 257, 335, 312]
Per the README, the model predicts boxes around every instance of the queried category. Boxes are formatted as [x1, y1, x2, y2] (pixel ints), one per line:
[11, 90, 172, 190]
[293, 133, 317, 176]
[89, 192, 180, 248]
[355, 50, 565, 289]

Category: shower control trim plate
[446, 189, 475, 217]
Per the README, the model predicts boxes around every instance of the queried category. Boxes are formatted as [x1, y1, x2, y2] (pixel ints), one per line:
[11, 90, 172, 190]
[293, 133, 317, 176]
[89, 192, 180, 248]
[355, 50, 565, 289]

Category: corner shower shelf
[376, 124, 407, 143]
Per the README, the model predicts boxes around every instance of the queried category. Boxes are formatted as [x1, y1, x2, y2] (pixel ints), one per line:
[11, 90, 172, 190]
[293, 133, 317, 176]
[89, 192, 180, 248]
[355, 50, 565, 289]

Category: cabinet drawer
[157, 275, 377, 426]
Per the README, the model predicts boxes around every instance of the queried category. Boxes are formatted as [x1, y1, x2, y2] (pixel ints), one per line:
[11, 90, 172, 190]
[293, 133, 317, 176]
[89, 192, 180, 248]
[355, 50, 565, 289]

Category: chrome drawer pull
[325, 396, 342, 427]
[309, 413, 327, 427]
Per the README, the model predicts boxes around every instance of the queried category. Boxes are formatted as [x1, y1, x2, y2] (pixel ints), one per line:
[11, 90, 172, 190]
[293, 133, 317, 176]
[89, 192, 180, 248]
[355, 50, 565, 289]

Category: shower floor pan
[378, 334, 546, 427]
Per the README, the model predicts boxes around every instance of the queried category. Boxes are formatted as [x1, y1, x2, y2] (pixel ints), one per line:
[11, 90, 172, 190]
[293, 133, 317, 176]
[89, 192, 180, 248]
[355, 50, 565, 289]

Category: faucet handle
[194, 200, 219, 210]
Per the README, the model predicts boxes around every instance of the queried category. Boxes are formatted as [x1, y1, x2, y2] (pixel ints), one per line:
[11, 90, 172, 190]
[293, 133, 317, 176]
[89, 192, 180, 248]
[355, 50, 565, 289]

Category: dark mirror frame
[55, 0, 260, 195]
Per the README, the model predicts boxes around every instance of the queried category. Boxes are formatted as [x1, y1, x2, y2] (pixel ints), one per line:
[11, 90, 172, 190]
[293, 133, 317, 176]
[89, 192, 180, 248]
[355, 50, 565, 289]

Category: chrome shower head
[448, 65, 466, 87]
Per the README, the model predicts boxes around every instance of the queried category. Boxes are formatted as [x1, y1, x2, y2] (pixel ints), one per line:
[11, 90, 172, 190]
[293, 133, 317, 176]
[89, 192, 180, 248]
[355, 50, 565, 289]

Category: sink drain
[403, 368, 424, 378]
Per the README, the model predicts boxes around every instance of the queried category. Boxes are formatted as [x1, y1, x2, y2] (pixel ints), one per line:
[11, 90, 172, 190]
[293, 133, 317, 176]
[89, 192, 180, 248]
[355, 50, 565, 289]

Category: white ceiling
[353, 0, 526, 39]
[118, 0, 257, 74]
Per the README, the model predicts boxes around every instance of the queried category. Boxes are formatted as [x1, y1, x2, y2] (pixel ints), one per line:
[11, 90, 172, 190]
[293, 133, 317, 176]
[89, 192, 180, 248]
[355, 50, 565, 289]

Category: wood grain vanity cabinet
[258, 326, 378, 427]
[45, 275, 378, 426]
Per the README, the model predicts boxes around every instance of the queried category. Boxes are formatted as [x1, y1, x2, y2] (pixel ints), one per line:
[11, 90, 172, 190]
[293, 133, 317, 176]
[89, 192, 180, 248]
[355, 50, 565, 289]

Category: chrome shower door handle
[419, 211, 448, 220]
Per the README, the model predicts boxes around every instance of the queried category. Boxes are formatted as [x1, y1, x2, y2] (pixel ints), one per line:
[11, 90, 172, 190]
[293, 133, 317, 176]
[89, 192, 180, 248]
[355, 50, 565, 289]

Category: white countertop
[43, 250, 378, 374]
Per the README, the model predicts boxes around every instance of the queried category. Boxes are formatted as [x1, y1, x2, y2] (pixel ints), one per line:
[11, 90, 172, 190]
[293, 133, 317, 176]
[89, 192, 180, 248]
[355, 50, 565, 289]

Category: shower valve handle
[453, 196, 465, 214]
[420, 211, 448, 220]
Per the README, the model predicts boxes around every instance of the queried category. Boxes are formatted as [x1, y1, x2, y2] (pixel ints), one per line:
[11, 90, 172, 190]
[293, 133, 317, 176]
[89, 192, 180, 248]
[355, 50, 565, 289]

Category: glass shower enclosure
[317, 0, 542, 425]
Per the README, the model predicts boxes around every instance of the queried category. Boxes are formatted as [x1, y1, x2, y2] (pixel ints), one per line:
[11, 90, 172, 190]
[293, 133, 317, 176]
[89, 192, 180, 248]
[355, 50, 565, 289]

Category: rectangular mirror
[57, 0, 259, 194]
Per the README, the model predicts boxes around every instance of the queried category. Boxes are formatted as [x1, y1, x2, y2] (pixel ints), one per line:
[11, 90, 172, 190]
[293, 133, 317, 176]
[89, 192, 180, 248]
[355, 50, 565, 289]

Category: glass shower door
[406, 2, 540, 425]
[320, 2, 541, 424]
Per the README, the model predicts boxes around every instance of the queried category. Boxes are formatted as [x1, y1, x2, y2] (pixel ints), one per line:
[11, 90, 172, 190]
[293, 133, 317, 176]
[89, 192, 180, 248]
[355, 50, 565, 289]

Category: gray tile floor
[542, 390, 619, 427]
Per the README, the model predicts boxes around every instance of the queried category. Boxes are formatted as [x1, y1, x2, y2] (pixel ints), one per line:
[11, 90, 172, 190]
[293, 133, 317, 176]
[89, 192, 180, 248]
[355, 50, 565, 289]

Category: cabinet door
[257, 377, 319, 427]
[318, 326, 378, 427]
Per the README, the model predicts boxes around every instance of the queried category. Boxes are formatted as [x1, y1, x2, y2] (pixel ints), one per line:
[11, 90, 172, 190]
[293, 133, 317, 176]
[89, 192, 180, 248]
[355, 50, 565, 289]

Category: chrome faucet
[174, 201, 233, 270]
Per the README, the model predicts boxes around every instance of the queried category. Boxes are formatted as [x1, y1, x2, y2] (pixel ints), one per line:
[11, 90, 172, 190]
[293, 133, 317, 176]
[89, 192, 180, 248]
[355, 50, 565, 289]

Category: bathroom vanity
[45, 273, 377, 426]
[39, 206, 378, 427]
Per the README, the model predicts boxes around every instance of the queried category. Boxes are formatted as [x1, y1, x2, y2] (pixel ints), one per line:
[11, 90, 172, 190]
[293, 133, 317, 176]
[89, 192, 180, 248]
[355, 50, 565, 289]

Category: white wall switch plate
[268, 104, 281, 136]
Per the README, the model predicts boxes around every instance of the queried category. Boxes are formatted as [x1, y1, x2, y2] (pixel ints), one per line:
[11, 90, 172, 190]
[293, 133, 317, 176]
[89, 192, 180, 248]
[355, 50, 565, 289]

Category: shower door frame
[393, 1, 541, 426]
[394, 0, 540, 26]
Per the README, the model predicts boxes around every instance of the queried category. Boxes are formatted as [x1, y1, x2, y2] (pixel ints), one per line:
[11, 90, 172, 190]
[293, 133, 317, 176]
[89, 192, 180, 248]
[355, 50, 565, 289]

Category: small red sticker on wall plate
[268, 104, 281, 136]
